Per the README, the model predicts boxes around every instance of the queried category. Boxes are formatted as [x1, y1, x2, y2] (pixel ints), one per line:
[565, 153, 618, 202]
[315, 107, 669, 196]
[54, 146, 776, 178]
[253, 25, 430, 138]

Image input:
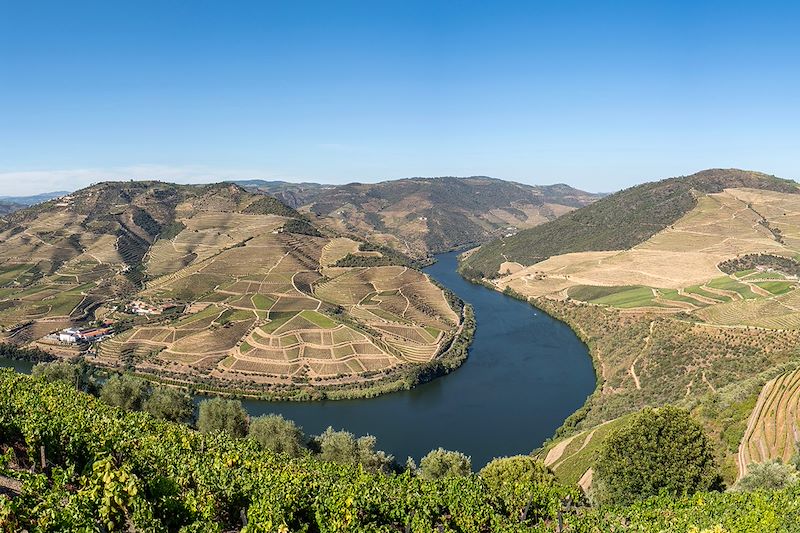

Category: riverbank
[2, 252, 594, 467]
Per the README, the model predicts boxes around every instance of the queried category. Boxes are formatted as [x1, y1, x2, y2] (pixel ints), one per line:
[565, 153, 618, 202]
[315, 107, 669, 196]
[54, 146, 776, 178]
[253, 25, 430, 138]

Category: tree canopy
[99, 373, 150, 411]
[248, 414, 306, 457]
[419, 448, 472, 480]
[197, 397, 248, 437]
[593, 406, 722, 505]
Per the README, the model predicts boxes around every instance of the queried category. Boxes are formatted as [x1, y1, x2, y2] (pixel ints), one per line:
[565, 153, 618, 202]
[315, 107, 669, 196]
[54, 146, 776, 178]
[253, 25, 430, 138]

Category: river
[0, 251, 595, 468]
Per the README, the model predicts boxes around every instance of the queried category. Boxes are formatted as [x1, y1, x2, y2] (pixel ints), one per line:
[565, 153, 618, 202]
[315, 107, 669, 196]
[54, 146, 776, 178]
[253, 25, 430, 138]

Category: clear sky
[1, 1, 799, 195]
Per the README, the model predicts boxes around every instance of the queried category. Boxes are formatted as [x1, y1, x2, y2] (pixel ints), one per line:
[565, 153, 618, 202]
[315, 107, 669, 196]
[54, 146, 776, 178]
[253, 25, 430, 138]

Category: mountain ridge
[461, 168, 799, 278]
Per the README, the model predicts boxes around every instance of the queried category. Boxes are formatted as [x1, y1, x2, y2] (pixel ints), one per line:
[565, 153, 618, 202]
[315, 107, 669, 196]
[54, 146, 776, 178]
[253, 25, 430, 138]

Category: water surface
[1, 251, 595, 467]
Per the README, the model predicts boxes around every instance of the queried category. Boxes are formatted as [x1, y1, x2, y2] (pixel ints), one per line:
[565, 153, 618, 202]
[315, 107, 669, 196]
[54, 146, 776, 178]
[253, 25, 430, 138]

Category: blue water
[241, 251, 595, 466]
[1, 251, 595, 467]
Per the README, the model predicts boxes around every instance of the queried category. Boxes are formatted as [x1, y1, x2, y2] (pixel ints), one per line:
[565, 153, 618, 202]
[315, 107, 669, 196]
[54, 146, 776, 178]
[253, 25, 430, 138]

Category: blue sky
[1, 1, 799, 195]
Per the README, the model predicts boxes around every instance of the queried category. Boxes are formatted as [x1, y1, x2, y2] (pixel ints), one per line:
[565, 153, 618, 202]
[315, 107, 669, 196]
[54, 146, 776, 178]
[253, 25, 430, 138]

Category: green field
[299, 309, 337, 328]
[251, 293, 275, 310]
[707, 276, 760, 299]
[753, 280, 795, 295]
[569, 285, 659, 308]
[684, 284, 731, 302]
[658, 289, 707, 307]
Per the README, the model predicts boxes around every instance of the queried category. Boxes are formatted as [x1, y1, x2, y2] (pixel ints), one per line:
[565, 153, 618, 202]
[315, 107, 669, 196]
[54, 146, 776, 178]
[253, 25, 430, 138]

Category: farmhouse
[129, 300, 163, 316]
[58, 328, 80, 343]
[57, 326, 113, 343]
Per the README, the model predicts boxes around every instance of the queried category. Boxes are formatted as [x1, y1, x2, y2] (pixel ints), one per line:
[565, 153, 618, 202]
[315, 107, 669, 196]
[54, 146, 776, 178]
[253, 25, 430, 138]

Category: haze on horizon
[1, 0, 799, 196]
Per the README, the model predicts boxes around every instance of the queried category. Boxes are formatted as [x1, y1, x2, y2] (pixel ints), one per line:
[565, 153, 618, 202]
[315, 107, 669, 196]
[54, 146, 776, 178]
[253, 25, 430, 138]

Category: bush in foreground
[2, 371, 800, 530]
[593, 405, 723, 505]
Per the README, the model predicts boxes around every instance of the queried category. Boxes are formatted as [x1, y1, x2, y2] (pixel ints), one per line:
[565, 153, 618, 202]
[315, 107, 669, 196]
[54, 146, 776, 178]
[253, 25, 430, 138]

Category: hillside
[239, 176, 602, 257]
[2, 370, 799, 531]
[462, 169, 798, 278]
[0, 181, 465, 398]
[460, 169, 800, 488]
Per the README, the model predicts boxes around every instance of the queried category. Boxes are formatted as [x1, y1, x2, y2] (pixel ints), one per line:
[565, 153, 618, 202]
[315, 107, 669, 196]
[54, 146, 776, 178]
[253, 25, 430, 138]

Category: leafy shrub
[479, 455, 575, 522]
[142, 386, 194, 423]
[313, 427, 395, 473]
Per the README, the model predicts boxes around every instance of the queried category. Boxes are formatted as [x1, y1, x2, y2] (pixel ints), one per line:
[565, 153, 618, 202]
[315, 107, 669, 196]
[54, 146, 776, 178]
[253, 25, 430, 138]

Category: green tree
[32, 360, 99, 393]
[99, 374, 150, 411]
[418, 448, 471, 480]
[197, 397, 248, 437]
[479, 455, 566, 522]
[736, 461, 799, 492]
[248, 414, 306, 457]
[593, 406, 722, 505]
[315, 427, 394, 473]
[142, 386, 194, 423]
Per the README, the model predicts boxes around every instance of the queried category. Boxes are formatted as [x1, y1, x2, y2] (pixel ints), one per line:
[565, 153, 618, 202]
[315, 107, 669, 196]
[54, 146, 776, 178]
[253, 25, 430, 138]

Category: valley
[461, 169, 800, 486]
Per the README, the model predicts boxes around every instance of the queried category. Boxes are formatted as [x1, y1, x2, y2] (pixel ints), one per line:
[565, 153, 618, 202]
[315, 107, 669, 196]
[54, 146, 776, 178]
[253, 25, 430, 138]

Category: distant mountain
[236, 176, 603, 257]
[461, 169, 799, 278]
[0, 190, 69, 216]
[232, 180, 332, 208]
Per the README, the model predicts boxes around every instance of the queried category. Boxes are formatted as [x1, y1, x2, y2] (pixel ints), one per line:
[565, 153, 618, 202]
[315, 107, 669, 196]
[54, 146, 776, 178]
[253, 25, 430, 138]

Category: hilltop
[462, 169, 798, 278]
[238, 176, 602, 257]
[0, 181, 467, 399]
[460, 169, 800, 487]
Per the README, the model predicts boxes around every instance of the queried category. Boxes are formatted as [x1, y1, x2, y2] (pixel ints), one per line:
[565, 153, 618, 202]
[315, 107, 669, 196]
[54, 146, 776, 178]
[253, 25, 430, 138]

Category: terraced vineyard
[0, 182, 463, 398]
[460, 170, 800, 488]
[738, 367, 800, 478]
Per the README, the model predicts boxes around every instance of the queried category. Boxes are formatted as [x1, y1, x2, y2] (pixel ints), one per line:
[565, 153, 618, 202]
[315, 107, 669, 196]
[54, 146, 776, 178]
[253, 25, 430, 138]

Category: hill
[461, 169, 798, 278]
[238, 176, 602, 257]
[460, 169, 800, 488]
[0, 181, 466, 399]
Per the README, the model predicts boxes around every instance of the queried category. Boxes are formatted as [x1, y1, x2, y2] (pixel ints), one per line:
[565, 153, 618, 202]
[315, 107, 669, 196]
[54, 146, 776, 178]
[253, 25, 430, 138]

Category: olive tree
[100, 374, 150, 411]
[315, 427, 394, 473]
[143, 386, 194, 423]
[197, 397, 248, 437]
[32, 360, 99, 394]
[248, 414, 306, 457]
[419, 448, 471, 480]
[736, 461, 799, 492]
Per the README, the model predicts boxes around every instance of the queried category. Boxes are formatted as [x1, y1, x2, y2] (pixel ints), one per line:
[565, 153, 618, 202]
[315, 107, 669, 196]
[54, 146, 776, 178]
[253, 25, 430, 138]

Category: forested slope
[462, 169, 798, 278]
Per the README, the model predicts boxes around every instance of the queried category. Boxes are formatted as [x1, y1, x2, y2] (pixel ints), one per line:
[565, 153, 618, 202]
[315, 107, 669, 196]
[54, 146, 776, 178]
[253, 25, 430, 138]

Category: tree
[197, 397, 248, 437]
[418, 448, 471, 480]
[248, 414, 306, 457]
[100, 374, 150, 411]
[736, 461, 799, 492]
[479, 455, 566, 522]
[315, 427, 394, 473]
[32, 360, 100, 394]
[143, 386, 194, 423]
[593, 406, 723, 505]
